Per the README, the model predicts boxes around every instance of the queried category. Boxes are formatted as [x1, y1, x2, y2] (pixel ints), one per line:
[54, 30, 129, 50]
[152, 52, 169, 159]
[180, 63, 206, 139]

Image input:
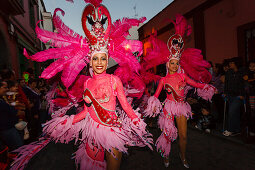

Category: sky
[43, 0, 174, 36]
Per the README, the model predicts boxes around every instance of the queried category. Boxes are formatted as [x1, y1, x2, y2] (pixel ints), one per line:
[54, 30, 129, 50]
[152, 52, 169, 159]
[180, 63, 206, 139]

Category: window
[245, 28, 255, 62]
[29, 0, 35, 29]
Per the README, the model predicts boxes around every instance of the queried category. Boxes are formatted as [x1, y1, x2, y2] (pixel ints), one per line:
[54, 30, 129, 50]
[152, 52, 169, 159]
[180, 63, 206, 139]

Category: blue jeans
[227, 96, 243, 133]
[0, 127, 23, 151]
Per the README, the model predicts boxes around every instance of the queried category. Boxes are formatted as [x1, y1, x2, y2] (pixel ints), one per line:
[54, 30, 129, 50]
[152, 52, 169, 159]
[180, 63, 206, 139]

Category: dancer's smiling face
[167, 59, 179, 74]
[91, 53, 108, 75]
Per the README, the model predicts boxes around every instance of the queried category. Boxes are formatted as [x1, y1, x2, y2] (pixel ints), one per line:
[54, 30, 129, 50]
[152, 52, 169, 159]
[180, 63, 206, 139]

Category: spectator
[223, 57, 245, 136]
[195, 101, 215, 133]
[37, 79, 49, 124]
[211, 63, 225, 123]
[6, 80, 29, 140]
[23, 79, 41, 140]
[0, 69, 16, 81]
[245, 61, 255, 136]
[0, 79, 24, 151]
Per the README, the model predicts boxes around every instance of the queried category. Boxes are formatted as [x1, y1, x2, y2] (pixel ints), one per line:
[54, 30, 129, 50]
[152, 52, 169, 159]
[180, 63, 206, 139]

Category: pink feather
[10, 138, 51, 170]
[140, 70, 161, 85]
[35, 21, 81, 48]
[61, 49, 88, 88]
[141, 32, 169, 70]
[23, 46, 74, 62]
[40, 58, 67, 79]
[66, 0, 74, 3]
[69, 75, 90, 101]
[180, 48, 212, 83]
[144, 96, 162, 117]
[174, 14, 192, 37]
[53, 8, 83, 40]
[84, 0, 102, 7]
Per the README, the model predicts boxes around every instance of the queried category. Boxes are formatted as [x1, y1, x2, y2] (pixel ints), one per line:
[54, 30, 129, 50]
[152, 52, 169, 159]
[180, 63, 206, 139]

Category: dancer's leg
[106, 148, 122, 170]
[176, 115, 188, 162]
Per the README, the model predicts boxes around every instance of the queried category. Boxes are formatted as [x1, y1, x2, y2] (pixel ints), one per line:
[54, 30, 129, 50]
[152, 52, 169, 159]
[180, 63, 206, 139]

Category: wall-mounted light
[8, 23, 15, 36]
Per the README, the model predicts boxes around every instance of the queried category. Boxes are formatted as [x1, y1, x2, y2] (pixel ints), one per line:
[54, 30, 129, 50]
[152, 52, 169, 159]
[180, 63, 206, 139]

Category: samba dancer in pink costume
[144, 15, 215, 168]
[11, 1, 152, 170]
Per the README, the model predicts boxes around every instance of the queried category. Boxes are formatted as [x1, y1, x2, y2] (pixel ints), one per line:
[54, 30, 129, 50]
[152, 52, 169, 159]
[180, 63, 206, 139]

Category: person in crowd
[0, 79, 24, 152]
[245, 60, 255, 136]
[22, 79, 41, 139]
[195, 101, 215, 133]
[222, 59, 230, 74]
[5, 80, 29, 140]
[37, 79, 49, 124]
[223, 57, 245, 136]
[211, 63, 225, 123]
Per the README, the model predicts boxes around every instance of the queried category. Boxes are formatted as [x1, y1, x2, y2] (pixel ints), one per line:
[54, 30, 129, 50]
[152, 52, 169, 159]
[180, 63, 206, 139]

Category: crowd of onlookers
[0, 68, 49, 169]
[188, 57, 255, 139]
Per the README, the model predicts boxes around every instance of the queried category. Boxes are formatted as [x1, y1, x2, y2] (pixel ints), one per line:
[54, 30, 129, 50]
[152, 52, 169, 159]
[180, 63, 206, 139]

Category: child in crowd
[5, 80, 29, 140]
[195, 104, 214, 133]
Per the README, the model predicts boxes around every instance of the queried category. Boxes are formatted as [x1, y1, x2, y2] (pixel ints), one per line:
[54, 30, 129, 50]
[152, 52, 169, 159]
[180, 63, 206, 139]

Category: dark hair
[228, 57, 242, 69]
[0, 69, 15, 80]
[248, 60, 255, 65]
[6, 80, 17, 89]
[28, 78, 37, 85]
[222, 59, 230, 67]
[214, 63, 224, 76]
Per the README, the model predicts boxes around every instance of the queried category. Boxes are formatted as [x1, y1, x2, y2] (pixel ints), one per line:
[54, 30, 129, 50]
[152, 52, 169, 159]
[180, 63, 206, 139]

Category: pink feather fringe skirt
[42, 110, 153, 170]
[164, 99, 192, 118]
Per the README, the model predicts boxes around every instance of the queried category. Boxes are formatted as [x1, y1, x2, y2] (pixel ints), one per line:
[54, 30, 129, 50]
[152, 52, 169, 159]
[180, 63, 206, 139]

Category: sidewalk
[189, 123, 255, 151]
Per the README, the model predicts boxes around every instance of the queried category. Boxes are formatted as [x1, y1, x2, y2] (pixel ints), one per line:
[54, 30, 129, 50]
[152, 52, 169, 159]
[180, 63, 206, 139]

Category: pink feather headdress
[23, 0, 146, 88]
[142, 14, 212, 83]
[167, 14, 191, 61]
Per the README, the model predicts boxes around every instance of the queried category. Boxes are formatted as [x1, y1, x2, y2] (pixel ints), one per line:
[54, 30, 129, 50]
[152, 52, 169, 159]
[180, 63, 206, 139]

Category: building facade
[0, 0, 51, 78]
[138, 0, 255, 65]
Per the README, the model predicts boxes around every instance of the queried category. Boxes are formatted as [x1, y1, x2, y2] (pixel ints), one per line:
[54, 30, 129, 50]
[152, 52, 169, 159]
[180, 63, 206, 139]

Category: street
[24, 127, 255, 170]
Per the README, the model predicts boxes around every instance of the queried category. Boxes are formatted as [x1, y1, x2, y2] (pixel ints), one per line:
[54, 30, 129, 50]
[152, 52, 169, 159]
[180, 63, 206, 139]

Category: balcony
[0, 0, 25, 16]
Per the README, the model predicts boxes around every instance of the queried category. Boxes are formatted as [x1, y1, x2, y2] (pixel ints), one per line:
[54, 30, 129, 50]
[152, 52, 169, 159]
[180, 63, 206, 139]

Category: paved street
[25, 127, 255, 170]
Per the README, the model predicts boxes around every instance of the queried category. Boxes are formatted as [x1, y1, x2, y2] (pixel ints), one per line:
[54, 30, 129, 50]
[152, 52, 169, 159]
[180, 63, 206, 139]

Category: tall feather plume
[40, 58, 68, 79]
[141, 32, 169, 70]
[66, 0, 74, 3]
[109, 17, 146, 73]
[23, 46, 74, 62]
[53, 8, 83, 40]
[84, 0, 102, 7]
[172, 14, 192, 37]
[35, 21, 81, 48]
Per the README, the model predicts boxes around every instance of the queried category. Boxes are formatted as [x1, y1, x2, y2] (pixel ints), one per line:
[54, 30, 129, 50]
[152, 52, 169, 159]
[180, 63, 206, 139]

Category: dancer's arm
[184, 74, 205, 89]
[184, 74, 216, 101]
[153, 78, 164, 98]
[115, 76, 138, 120]
[72, 105, 88, 124]
[71, 79, 89, 124]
